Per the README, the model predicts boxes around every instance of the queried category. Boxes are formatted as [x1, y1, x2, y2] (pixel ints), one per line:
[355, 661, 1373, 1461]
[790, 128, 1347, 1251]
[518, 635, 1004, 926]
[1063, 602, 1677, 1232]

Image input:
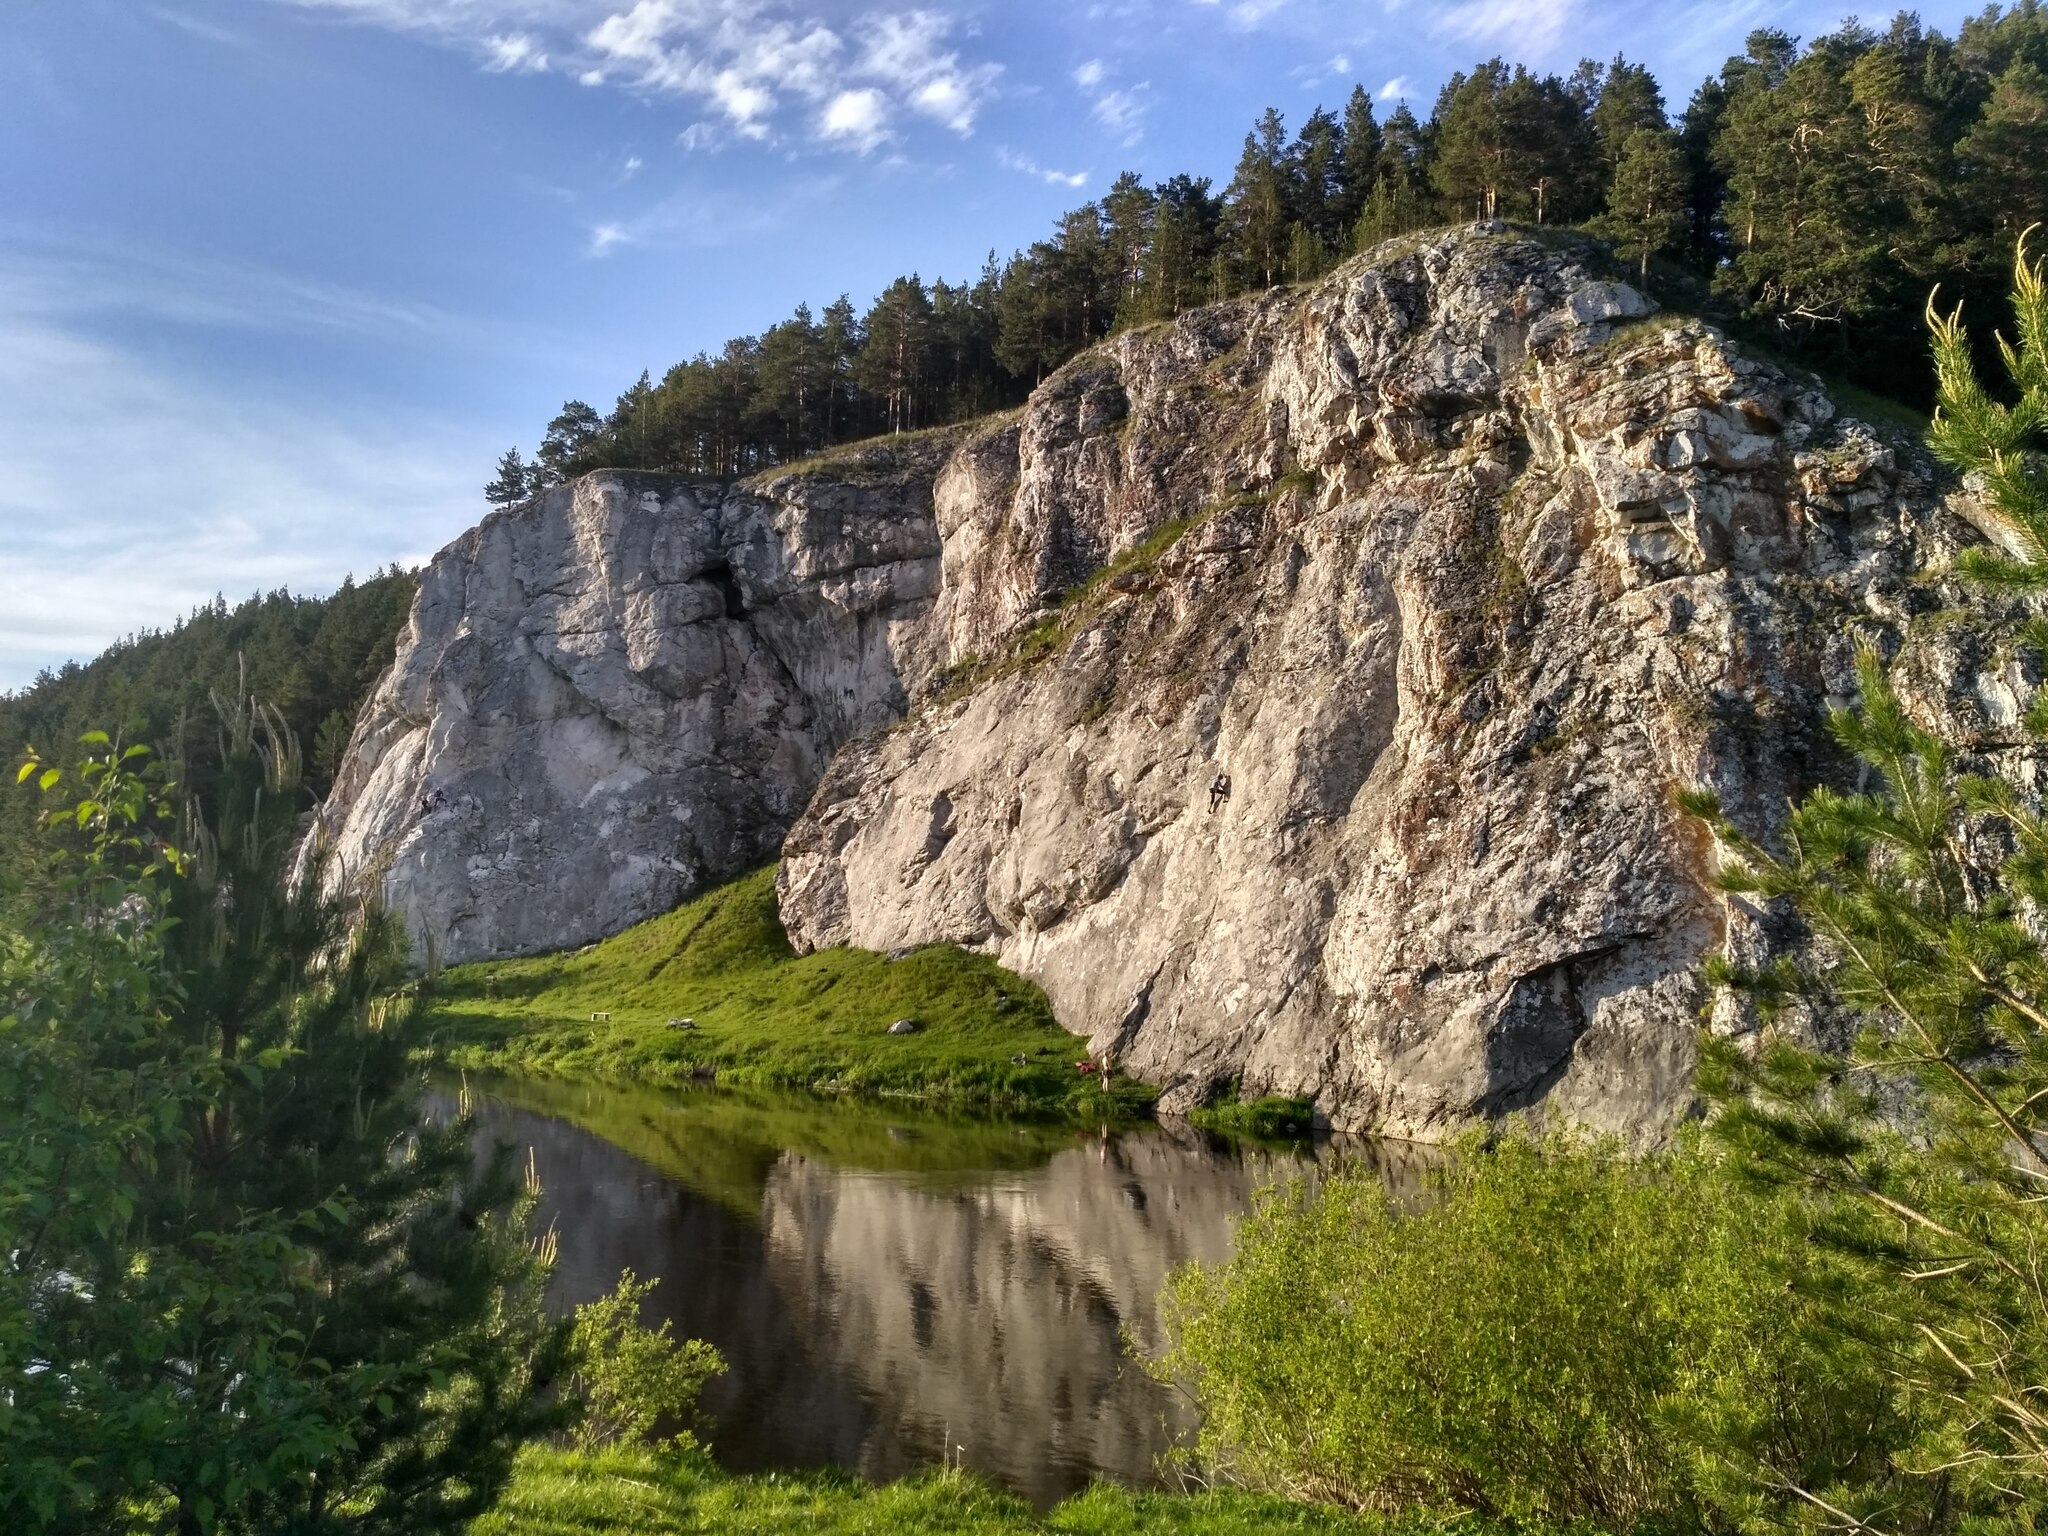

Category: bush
[1155, 1136, 1907, 1530]
[566, 1271, 725, 1452]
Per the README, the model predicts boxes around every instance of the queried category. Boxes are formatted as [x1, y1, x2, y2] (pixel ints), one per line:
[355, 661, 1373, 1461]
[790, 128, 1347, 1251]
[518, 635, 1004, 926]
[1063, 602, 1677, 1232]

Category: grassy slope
[473, 1447, 1416, 1536]
[429, 866, 1153, 1118]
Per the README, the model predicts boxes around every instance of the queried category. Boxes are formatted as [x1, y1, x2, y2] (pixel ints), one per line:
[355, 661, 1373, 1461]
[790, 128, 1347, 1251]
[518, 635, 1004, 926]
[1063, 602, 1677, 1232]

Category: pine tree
[534, 400, 603, 485]
[1432, 62, 1510, 220]
[5, 701, 568, 1531]
[1223, 107, 1294, 288]
[1690, 235, 2048, 1525]
[1497, 66, 1596, 225]
[1356, 104, 1435, 249]
[818, 296, 861, 443]
[751, 303, 825, 461]
[1679, 76, 1733, 268]
[1332, 84, 1383, 233]
[1588, 56, 1667, 173]
[483, 448, 535, 507]
[1590, 127, 1688, 279]
[1959, 59, 2048, 239]
[1288, 105, 1347, 250]
[1101, 172, 1156, 320]
[1135, 174, 1221, 320]
[856, 276, 934, 434]
[994, 250, 1053, 383]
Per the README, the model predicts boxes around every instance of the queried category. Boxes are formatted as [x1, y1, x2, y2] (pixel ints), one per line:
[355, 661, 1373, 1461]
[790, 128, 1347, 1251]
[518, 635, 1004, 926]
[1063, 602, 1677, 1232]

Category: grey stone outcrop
[317, 227, 1984, 1138]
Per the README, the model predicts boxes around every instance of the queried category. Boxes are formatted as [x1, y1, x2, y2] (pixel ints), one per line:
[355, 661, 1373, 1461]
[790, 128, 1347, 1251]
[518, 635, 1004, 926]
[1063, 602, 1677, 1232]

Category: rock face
[322, 226, 1975, 1137]
[311, 456, 950, 965]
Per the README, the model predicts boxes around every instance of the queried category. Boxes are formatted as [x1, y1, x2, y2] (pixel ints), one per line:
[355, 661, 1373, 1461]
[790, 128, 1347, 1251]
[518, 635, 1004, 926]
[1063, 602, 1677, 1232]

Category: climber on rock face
[1208, 771, 1232, 814]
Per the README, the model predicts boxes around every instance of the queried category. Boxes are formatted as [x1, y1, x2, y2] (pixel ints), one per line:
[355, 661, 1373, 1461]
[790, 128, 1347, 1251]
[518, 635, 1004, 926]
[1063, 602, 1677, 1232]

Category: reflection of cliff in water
[465, 1082, 1431, 1507]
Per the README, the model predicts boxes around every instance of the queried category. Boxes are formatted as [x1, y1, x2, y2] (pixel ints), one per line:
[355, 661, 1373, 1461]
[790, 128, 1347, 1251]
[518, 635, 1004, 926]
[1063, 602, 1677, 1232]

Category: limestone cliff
[318, 225, 1980, 1138]
[309, 454, 949, 964]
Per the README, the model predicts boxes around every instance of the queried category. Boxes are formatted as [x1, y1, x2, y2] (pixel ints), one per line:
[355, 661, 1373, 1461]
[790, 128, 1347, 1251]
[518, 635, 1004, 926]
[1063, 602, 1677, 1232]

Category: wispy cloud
[1093, 86, 1151, 141]
[0, 289, 483, 692]
[1430, 0, 1579, 58]
[0, 231, 479, 345]
[857, 11, 999, 134]
[1190, 0, 1293, 25]
[1069, 57, 1151, 145]
[1378, 74, 1415, 101]
[998, 149, 1088, 188]
[484, 32, 549, 72]
[147, 7, 256, 49]
[587, 221, 630, 255]
[267, 0, 1002, 151]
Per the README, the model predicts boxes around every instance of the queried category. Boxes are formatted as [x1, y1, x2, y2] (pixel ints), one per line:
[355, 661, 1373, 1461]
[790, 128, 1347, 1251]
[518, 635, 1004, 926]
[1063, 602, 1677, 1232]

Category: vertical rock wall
[319, 227, 1982, 1136]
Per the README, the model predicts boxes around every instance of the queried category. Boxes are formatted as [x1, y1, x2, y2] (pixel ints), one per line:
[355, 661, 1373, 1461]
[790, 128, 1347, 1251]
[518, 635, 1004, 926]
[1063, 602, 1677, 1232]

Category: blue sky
[0, 0, 1984, 689]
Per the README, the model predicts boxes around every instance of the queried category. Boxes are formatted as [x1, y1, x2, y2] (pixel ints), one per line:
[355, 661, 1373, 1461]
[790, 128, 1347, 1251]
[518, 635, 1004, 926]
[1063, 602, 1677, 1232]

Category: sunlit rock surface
[311, 455, 949, 965]
[323, 225, 1984, 1136]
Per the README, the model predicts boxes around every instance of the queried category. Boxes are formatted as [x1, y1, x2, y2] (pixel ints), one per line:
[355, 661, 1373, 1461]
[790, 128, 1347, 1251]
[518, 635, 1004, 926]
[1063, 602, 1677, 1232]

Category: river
[457, 1074, 1430, 1507]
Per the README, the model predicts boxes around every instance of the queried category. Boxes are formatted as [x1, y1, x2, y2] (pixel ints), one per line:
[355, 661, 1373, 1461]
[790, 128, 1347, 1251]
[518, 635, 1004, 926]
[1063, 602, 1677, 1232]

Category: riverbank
[425, 866, 1156, 1119]
[472, 1445, 1432, 1535]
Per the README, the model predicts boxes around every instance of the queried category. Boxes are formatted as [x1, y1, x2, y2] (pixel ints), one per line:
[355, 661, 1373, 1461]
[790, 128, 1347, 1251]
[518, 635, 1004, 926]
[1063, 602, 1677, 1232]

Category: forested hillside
[0, 570, 415, 905]
[487, 7, 2048, 498]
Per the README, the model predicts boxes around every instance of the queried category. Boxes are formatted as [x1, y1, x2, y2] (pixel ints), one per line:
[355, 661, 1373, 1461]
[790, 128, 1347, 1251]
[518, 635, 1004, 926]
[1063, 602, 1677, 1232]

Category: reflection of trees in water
[464, 1091, 1419, 1508]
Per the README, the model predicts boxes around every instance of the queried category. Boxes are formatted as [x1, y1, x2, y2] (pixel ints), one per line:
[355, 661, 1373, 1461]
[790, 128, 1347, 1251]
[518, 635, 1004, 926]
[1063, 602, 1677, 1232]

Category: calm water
[455, 1074, 1431, 1507]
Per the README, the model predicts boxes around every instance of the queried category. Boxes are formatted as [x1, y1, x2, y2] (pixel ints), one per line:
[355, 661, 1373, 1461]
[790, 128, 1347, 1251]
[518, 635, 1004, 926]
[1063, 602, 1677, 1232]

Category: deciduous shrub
[1156, 1136, 1908, 1530]
[565, 1271, 725, 1452]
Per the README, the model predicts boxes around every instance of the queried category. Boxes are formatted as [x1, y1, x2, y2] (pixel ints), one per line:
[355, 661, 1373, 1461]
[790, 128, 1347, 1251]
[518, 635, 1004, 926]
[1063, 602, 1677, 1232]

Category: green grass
[427, 866, 1153, 1119]
[1187, 1095, 1315, 1144]
[471, 1445, 1453, 1536]
[748, 416, 1017, 485]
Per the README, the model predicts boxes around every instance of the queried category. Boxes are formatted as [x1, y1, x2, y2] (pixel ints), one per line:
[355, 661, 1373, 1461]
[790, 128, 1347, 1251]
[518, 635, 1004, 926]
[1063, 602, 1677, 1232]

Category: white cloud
[1068, 55, 1150, 145]
[1378, 75, 1414, 101]
[710, 68, 776, 134]
[1093, 84, 1151, 143]
[1329, 52, 1351, 74]
[1228, 0, 1289, 24]
[588, 221, 630, 254]
[624, 154, 643, 174]
[998, 149, 1088, 189]
[820, 88, 890, 152]
[484, 32, 548, 72]
[857, 11, 998, 134]
[910, 75, 973, 131]
[268, 0, 1001, 150]
[1430, 0, 1578, 57]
